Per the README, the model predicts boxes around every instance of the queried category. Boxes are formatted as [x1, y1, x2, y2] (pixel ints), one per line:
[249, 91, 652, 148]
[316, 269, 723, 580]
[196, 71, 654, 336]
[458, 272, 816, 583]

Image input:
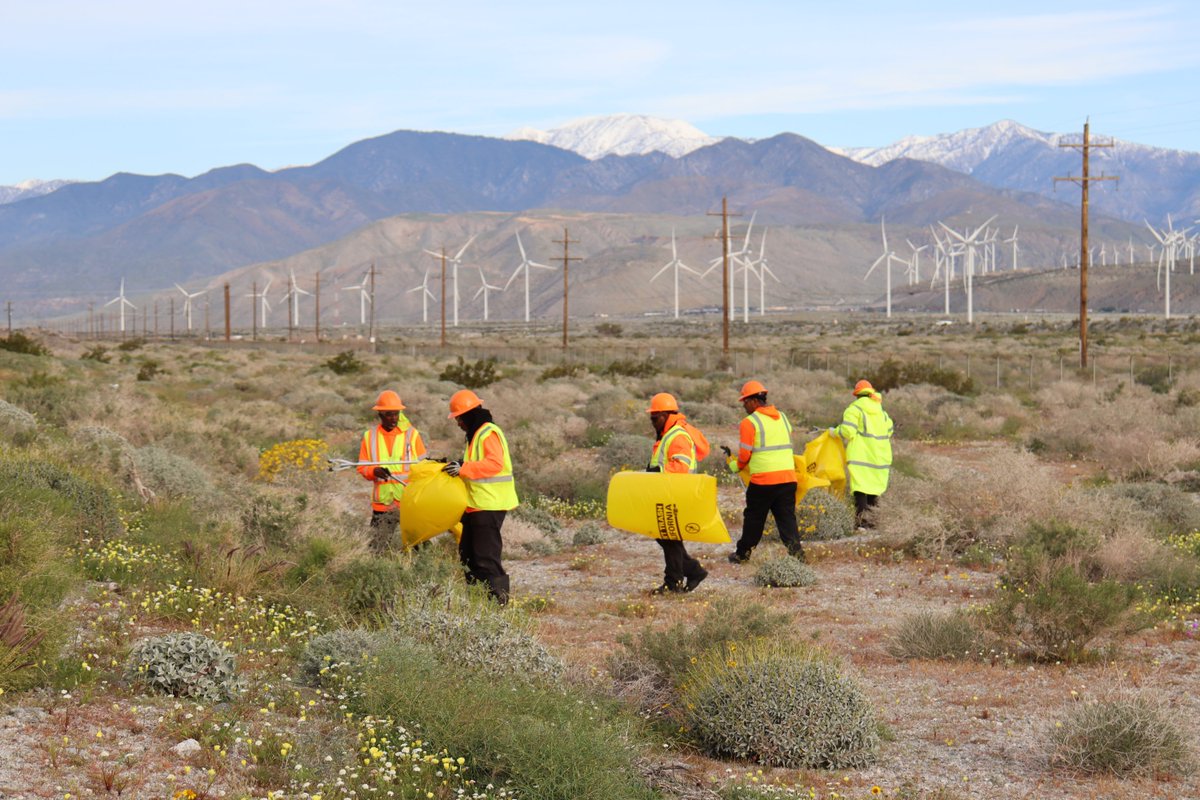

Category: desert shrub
[599, 434, 652, 471]
[989, 521, 1140, 661]
[539, 362, 585, 381]
[511, 504, 562, 537]
[116, 337, 145, 352]
[681, 639, 880, 769]
[125, 632, 240, 702]
[132, 446, 215, 504]
[1048, 696, 1192, 776]
[4, 372, 82, 427]
[1134, 364, 1173, 394]
[887, 611, 983, 660]
[358, 639, 656, 800]
[0, 458, 121, 538]
[613, 597, 791, 690]
[297, 628, 385, 688]
[80, 345, 111, 363]
[870, 357, 975, 396]
[0, 595, 48, 691]
[525, 457, 607, 504]
[0, 399, 37, 445]
[286, 536, 338, 586]
[324, 350, 365, 375]
[136, 358, 162, 381]
[572, 521, 609, 547]
[239, 490, 304, 547]
[753, 556, 817, 588]
[580, 387, 638, 430]
[392, 594, 563, 682]
[601, 357, 657, 378]
[0, 332, 49, 356]
[595, 322, 623, 337]
[438, 356, 497, 389]
[333, 559, 401, 619]
[1107, 482, 1200, 537]
[796, 488, 855, 540]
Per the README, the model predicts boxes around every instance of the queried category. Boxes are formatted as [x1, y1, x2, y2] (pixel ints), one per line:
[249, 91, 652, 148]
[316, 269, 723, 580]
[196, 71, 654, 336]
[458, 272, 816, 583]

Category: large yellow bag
[399, 460, 469, 548]
[605, 471, 730, 544]
[800, 431, 847, 498]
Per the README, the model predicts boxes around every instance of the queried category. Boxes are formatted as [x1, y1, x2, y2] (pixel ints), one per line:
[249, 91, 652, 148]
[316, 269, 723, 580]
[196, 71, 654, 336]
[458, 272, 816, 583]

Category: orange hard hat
[372, 389, 406, 411]
[853, 379, 875, 396]
[739, 380, 767, 401]
[448, 389, 483, 418]
[646, 392, 679, 414]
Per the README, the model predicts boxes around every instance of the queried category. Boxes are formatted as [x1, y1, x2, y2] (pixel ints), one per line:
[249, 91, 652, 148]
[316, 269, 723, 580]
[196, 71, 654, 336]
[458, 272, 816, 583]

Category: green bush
[116, 337, 145, 352]
[125, 632, 240, 702]
[990, 522, 1139, 661]
[681, 640, 880, 769]
[358, 638, 657, 800]
[239, 491, 304, 548]
[539, 362, 585, 381]
[1048, 697, 1192, 776]
[601, 357, 657, 378]
[136, 358, 163, 381]
[333, 559, 401, 619]
[324, 350, 365, 375]
[1133, 364, 1173, 394]
[4, 372, 82, 427]
[613, 597, 791, 690]
[511, 504, 562, 537]
[1108, 483, 1200, 537]
[132, 445, 215, 504]
[392, 593, 563, 682]
[886, 611, 982, 661]
[0, 458, 122, 538]
[80, 345, 111, 363]
[600, 434, 652, 471]
[0, 332, 50, 356]
[0, 399, 37, 446]
[438, 356, 498, 389]
[797, 488, 854, 540]
[870, 358, 975, 396]
[753, 556, 817, 588]
[286, 537, 337, 586]
[572, 521, 609, 547]
[297, 628, 385, 688]
[595, 322, 623, 337]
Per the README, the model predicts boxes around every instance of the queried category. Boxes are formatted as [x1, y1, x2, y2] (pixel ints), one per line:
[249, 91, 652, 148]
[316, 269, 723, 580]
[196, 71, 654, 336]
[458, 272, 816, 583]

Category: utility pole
[553, 228, 582, 349]
[223, 283, 231, 342]
[707, 196, 740, 354]
[5, 301, 11, 336]
[251, 280, 258, 342]
[153, 300, 159, 339]
[314, 272, 321, 342]
[287, 280, 295, 342]
[204, 293, 210, 340]
[439, 248, 448, 348]
[1055, 120, 1117, 368]
[368, 262, 377, 352]
[142, 304, 148, 337]
[88, 303, 94, 339]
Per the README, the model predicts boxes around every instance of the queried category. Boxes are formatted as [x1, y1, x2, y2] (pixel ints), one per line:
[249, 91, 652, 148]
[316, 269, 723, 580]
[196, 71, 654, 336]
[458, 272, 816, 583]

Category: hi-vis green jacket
[837, 395, 894, 496]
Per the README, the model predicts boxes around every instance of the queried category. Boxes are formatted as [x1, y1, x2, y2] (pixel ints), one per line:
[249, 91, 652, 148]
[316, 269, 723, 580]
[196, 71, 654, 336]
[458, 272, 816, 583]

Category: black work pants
[656, 539, 704, 587]
[853, 492, 880, 528]
[459, 509, 510, 604]
[735, 481, 804, 558]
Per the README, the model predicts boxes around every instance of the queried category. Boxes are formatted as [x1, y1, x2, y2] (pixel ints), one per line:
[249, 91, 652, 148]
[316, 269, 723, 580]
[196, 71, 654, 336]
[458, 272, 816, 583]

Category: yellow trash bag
[606, 471, 730, 544]
[798, 431, 847, 499]
[399, 460, 469, 548]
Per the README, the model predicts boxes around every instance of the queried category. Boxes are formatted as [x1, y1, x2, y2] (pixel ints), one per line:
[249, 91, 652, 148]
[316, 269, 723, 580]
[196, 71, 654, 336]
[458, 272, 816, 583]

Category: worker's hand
[373, 466, 392, 480]
[441, 461, 461, 477]
[828, 427, 838, 436]
[720, 445, 732, 458]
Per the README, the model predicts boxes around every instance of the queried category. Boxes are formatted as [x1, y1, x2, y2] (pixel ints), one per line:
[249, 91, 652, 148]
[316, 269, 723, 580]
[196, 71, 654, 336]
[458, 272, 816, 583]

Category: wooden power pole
[1055, 120, 1117, 368]
[314, 272, 321, 342]
[223, 283, 231, 342]
[707, 196, 741, 355]
[553, 228, 582, 349]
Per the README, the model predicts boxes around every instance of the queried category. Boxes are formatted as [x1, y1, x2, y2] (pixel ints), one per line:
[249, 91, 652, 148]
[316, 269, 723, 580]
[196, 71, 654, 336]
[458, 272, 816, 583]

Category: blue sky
[4, 0, 1199, 185]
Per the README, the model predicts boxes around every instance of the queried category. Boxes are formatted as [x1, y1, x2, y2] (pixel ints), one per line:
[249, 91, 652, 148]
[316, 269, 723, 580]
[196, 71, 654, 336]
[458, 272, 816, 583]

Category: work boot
[650, 580, 686, 596]
[684, 567, 708, 592]
[727, 550, 749, 565]
[788, 546, 807, 563]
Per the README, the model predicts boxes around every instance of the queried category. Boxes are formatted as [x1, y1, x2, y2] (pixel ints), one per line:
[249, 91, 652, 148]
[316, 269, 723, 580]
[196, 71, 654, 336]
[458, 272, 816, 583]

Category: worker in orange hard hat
[724, 379, 805, 564]
[357, 389, 427, 554]
[443, 388, 518, 604]
[835, 379, 894, 530]
[645, 392, 710, 594]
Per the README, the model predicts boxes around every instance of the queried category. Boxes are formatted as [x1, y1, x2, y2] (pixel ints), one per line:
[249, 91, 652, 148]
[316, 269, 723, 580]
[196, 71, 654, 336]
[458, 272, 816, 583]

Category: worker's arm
[728, 417, 755, 472]
[458, 431, 504, 480]
[356, 435, 376, 481]
[663, 435, 694, 474]
[412, 430, 428, 460]
[836, 405, 862, 444]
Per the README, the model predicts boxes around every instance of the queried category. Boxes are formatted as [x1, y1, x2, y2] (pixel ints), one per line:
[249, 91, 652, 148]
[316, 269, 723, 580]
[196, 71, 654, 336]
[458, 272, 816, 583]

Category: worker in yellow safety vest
[645, 392, 710, 594]
[725, 380, 806, 564]
[836, 380, 894, 530]
[442, 389, 518, 604]
[358, 390, 427, 554]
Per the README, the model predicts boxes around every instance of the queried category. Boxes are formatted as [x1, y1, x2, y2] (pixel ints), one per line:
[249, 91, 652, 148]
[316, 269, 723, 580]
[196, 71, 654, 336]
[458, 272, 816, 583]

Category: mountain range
[1, 116, 1194, 321]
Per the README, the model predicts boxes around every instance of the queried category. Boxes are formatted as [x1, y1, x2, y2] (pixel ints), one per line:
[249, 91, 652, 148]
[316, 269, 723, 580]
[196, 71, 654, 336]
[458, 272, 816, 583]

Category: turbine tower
[865, 217, 907, 318]
[650, 228, 700, 318]
[174, 283, 204, 332]
[105, 278, 136, 334]
[473, 266, 503, 321]
[423, 235, 476, 327]
[284, 268, 312, 330]
[503, 231, 553, 322]
[409, 269, 436, 324]
[342, 271, 370, 326]
[939, 215, 997, 325]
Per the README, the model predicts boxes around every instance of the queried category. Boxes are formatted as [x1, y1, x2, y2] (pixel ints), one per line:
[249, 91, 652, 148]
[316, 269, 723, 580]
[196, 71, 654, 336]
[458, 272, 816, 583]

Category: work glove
[372, 466, 392, 480]
[441, 461, 461, 477]
[719, 445, 732, 458]
[828, 427, 838, 436]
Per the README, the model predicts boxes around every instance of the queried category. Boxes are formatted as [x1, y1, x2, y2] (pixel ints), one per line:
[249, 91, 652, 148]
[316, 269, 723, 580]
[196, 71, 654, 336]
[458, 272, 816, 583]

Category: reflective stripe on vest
[745, 410, 794, 475]
[843, 398, 893, 495]
[653, 425, 697, 474]
[462, 422, 518, 510]
[363, 425, 414, 507]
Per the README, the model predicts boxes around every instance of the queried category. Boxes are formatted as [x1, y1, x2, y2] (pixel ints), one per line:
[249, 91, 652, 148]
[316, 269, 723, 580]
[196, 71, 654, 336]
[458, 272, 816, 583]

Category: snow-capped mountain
[830, 120, 1062, 172]
[0, 179, 74, 205]
[506, 114, 720, 159]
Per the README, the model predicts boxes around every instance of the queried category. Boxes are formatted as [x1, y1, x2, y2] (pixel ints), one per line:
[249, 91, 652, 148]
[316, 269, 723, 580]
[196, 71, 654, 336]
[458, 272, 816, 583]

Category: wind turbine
[424, 235, 476, 327]
[1005, 226, 1019, 271]
[174, 283, 204, 332]
[703, 211, 756, 322]
[409, 269, 436, 324]
[865, 217, 907, 318]
[105, 278, 136, 334]
[284, 268, 311, 331]
[473, 266, 503, 321]
[258, 277, 274, 329]
[1146, 216, 1190, 319]
[939, 215, 996, 324]
[904, 239, 927, 285]
[503, 231, 553, 322]
[650, 228, 700, 318]
[750, 229, 781, 316]
[342, 271, 370, 326]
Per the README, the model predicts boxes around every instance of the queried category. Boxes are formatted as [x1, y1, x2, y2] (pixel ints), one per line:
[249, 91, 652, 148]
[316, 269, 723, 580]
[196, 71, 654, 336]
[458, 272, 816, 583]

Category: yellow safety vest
[462, 422, 518, 511]
[745, 410, 794, 475]
[838, 396, 894, 495]
[652, 425, 697, 474]
[363, 423, 417, 508]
